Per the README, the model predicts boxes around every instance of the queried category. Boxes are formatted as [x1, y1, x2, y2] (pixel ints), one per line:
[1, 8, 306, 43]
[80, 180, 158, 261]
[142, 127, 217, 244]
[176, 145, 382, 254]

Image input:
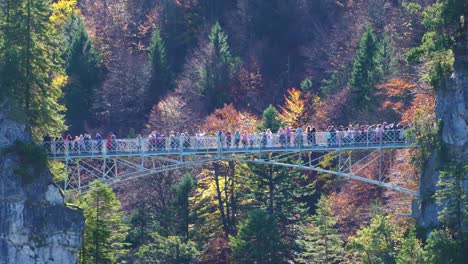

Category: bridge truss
[45, 130, 418, 197]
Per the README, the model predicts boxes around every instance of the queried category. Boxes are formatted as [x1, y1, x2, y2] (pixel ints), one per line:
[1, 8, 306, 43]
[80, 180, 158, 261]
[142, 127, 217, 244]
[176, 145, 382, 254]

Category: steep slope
[0, 103, 84, 264]
[417, 6, 468, 229]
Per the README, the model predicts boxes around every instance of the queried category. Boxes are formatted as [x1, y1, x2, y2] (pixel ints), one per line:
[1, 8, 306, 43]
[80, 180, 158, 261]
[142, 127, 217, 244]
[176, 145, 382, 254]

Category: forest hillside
[0, 0, 467, 263]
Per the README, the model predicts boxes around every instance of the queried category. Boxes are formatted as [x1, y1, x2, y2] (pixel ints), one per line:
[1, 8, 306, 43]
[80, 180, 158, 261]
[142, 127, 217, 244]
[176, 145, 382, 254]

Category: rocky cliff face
[417, 9, 468, 230]
[0, 103, 84, 264]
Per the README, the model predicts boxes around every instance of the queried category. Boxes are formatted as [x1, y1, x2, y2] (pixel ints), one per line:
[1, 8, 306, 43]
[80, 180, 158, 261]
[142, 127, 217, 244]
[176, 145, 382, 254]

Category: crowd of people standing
[42, 122, 407, 155]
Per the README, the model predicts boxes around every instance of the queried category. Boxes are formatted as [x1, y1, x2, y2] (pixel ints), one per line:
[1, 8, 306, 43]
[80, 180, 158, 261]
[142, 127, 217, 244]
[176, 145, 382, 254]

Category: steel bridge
[43, 130, 419, 196]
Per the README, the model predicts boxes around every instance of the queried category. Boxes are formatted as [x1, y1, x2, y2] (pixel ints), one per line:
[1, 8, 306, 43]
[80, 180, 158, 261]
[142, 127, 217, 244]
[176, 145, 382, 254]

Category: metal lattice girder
[220, 150, 419, 196]
[63, 155, 217, 194]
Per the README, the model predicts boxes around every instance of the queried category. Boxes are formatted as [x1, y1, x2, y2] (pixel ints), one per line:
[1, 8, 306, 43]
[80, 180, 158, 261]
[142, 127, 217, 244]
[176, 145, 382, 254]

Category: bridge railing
[41, 129, 410, 158]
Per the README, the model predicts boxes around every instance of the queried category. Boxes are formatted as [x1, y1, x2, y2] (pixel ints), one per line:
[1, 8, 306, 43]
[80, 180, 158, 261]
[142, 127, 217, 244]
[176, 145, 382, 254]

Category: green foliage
[404, 116, 440, 175]
[434, 162, 468, 235]
[396, 230, 424, 264]
[196, 22, 240, 112]
[405, 0, 462, 90]
[321, 64, 352, 95]
[295, 196, 344, 264]
[347, 215, 403, 264]
[127, 128, 137, 138]
[173, 174, 196, 240]
[421, 228, 467, 264]
[148, 28, 173, 108]
[0, 0, 68, 138]
[79, 180, 129, 264]
[4, 141, 48, 185]
[350, 25, 381, 109]
[402, 2, 422, 15]
[247, 163, 315, 224]
[230, 209, 286, 264]
[136, 232, 200, 264]
[300, 78, 313, 93]
[258, 105, 282, 133]
[63, 13, 101, 134]
[125, 206, 158, 249]
[48, 160, 67, 182]
[379, 32, 396, 79]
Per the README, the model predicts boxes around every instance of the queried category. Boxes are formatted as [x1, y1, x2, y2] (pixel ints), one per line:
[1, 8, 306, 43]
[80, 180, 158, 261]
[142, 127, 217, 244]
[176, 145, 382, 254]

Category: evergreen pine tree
[173, 173, 196, 241]
[230, 209, 286, 264]
[79, 181, 129, 264]
[247, 163, 314, 224]
[295, 196, 344, 264]
[197, 22, 239, 112]
[421, 229, 465, 264]
[63, 13, 101, 134]
[395, 230, 424, 264]
[379, 32, 395, 79]
[258, 104, 282, 133]
[347, 215, 402, 264]
[434, 163, 468, 235]
[136, 233, 200, 264]
[350, 25, 380, 110]
[148, 28, 172, 109]
[0, 0, 69, 137]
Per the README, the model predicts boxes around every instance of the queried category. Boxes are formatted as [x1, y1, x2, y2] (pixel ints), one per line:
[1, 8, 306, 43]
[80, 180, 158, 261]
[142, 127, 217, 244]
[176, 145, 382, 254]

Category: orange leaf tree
[202, 103, 259, 133]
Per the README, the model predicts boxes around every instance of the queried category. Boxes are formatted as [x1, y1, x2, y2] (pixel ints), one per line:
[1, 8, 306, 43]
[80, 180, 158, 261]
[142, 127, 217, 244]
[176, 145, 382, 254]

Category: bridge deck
[43, 130, 413, 160]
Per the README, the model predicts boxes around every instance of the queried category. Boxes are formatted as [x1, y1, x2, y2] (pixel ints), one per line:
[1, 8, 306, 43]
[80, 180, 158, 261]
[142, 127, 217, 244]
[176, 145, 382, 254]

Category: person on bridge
[234, 130, 241, 148]
[241, 130, 248, 148]
[266, 129, 273, 148]
[43, 134, 52, 153]
[286, 126, 292, 146]
[278, 128, 286, 147]
[106, 133, 113, 152]
[295, 126, 303, 147]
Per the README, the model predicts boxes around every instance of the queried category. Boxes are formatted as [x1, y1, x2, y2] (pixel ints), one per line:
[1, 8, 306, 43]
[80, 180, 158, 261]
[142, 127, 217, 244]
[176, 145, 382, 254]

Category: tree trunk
[268, 165, 275, 215]
[213, 162, 229, 236]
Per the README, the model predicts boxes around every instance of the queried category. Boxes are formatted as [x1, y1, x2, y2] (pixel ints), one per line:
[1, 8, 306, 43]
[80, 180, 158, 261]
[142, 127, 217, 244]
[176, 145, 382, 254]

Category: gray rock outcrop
[417, 8, 468, 230]
[0, 103, 84, 264]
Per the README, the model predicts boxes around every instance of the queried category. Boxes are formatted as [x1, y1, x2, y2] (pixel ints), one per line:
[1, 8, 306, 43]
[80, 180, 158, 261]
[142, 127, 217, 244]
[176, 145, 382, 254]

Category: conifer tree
[0, 0, 72, 137]
[64, 13, 101, 134]
[197, 22, 239, 112]
[173, 173, 196, 241]
[421, 229, 465, 264]
[295, 196, 344, 264]
[379, 32, 396, 79]
[396, 230, 424, 264]
[434, 163, 468, 236]
[148, 28, 172, 109]
[247, 163, 314, 223]
[258, 105, 282, 133]
[136, 233, 200, 264]
[230, 209, 286, 264]
[350, 25, 380, 109]
[79, 181, 129, 264]
[347, 215, 403, 264]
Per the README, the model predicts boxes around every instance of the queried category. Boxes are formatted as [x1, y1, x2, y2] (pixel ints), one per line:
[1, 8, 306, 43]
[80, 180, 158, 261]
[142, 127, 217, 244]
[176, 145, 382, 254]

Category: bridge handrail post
[91, 140, 94, 158]
[366, 130, 369, 148]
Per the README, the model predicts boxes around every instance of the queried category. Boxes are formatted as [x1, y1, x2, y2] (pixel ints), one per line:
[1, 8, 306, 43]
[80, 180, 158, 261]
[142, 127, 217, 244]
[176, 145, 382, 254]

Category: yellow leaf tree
[278, 87, 312, 128]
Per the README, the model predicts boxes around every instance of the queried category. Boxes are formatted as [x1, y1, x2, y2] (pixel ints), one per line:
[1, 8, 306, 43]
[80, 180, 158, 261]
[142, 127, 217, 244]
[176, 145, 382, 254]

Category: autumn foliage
[376, 78, 435, 124]
[202, 103, 259, 133]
